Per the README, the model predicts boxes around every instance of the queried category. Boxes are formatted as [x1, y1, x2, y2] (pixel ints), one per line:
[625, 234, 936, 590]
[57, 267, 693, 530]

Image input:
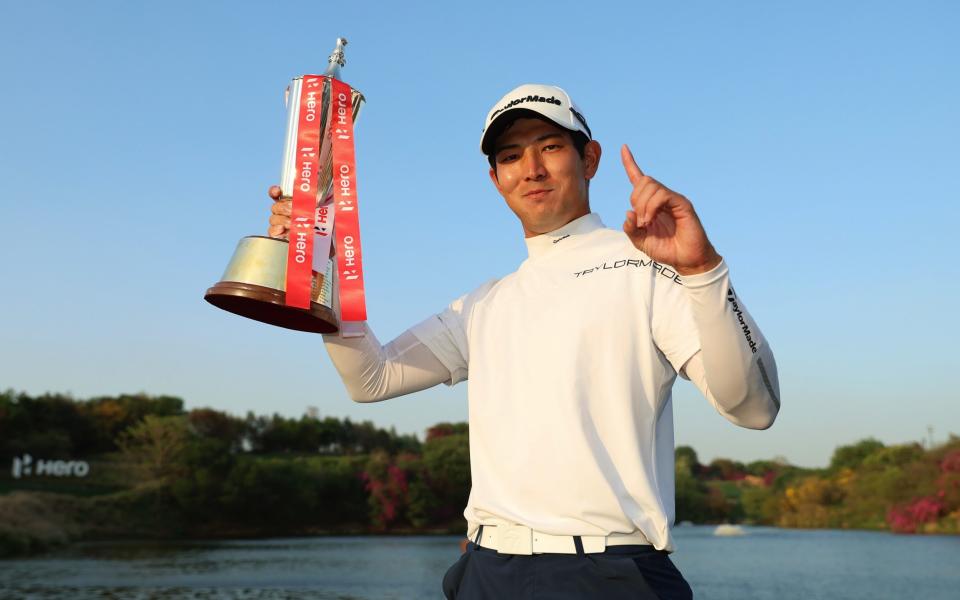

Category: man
[268, 84, 780, 599]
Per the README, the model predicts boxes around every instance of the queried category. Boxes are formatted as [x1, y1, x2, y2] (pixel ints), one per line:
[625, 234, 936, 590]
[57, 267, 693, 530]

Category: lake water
[1, 526, 958, 599]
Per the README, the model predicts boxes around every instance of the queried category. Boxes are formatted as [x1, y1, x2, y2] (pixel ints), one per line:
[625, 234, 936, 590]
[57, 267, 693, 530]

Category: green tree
[426, 422, 469, 442]
[310, 456, 369, 528]
[118, 415, 190, 482]
[220, 457, 320, 530]
[744, 460, 779, 478]
[0, 390, 94, 458]
[829, 438, 885, 471]
[861, 443, 924, 468]
[741, 485, 778, 524]
[409, 432, 470, 528]
[169, 437, 236, 523]
[707, 458, 746, 481]
[675, 446, 700, 472]
[188, 408, 245, 451]
[675, 447, 708, 522]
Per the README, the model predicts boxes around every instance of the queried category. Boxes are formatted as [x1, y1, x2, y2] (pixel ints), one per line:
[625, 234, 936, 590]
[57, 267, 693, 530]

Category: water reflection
[4, 588, 366, 599]
[2, 528, 959, 599]
[0, 536, 459, 599]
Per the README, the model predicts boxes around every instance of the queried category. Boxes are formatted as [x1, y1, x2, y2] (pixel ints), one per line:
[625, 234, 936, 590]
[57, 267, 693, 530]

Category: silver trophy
[205, 38, 365, 333]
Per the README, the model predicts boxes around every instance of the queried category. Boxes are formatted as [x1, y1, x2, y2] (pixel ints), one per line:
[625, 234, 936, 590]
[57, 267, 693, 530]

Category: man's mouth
[523, 188, 552, 200]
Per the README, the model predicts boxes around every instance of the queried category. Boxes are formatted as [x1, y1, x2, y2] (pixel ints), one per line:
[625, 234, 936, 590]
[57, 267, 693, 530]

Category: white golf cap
[480, 83, 592, 155]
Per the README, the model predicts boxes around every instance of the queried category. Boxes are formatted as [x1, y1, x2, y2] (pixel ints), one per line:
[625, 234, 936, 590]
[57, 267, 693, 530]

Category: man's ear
[488, 167, 502, 191]
[583, 140, 602, 180]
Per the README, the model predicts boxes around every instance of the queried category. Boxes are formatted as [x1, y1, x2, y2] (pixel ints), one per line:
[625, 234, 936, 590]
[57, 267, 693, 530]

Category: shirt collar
[524, 213, 604, 259]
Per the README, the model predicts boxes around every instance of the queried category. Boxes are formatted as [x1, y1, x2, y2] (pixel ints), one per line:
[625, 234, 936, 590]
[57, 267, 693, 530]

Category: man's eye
[543, 144, 561, 151]
[499, 153, 519, 163]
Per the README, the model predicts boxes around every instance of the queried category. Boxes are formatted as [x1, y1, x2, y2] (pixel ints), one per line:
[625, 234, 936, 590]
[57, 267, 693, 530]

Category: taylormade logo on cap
[480, 84, 592, 155]
[489, 94, 563, 121]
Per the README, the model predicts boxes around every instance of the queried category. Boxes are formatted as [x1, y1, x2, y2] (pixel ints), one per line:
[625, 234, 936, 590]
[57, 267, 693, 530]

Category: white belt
[473, 524, 651, 555]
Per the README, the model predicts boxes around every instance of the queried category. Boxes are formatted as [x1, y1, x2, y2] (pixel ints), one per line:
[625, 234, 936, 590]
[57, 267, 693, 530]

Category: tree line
[0, 390, 465, 535]
[0, 390, 419, 459]
[674, 437, 960, 535]
[2, 389, 958, 537]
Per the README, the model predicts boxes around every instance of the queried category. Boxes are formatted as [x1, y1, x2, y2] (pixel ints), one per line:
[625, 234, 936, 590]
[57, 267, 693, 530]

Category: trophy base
[204, 281, 338, 334]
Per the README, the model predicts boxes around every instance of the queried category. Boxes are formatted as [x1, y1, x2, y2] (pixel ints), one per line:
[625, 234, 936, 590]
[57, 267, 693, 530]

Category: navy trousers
[442, 540, 693, 599]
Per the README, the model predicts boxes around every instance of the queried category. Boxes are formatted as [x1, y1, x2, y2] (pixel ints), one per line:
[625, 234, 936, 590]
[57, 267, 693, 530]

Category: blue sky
[1, 1, 957, 467]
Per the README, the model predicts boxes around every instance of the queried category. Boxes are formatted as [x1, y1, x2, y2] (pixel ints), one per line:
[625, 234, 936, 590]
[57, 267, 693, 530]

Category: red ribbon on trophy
[284, 75, 367, 334]
[285, 75, 324, 309]
[330, 78, 367, 329]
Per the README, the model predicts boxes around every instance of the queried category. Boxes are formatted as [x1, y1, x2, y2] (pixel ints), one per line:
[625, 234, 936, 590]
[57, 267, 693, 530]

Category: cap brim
[480, 108, 551, 156]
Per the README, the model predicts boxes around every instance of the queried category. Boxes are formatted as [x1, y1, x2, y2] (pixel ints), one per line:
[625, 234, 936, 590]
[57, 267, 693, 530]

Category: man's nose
[522, 149, 547, 181]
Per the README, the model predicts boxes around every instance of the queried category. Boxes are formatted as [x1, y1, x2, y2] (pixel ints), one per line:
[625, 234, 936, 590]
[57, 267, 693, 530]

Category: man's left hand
[620, 144, 722, 276]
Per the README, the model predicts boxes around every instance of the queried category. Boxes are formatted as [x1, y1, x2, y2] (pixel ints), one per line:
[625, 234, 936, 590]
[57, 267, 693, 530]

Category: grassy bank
[0, 482, 466, 559]
[0, 482, 184, 558]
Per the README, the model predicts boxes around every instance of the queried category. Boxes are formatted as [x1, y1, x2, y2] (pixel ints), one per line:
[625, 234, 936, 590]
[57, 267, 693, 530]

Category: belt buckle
[497, 523, 533, 555]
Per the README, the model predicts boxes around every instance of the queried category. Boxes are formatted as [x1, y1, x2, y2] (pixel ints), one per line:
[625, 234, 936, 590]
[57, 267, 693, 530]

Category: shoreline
[0, 489, 468, 559]
[4, 489, 956, 560]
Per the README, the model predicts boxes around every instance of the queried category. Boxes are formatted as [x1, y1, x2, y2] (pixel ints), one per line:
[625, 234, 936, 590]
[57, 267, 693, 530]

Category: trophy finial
[328, 37, 348, 69]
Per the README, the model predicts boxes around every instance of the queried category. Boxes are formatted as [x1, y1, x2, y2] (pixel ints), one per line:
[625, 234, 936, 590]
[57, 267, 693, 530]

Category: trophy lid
[325, 37, 348, 80]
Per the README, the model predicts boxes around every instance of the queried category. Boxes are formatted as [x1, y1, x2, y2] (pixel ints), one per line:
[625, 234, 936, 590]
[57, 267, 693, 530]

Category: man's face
[488, 118, 601, 238]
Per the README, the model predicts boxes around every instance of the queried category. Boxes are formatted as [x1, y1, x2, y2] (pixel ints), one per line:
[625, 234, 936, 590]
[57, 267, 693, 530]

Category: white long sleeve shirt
[323, 213, 779, 551]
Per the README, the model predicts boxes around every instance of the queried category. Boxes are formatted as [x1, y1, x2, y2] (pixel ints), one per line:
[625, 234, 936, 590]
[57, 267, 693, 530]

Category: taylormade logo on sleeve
[727, 288, 758, 353]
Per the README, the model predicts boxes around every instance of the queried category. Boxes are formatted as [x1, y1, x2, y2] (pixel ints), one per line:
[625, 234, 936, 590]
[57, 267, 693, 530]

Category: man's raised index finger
[620, 144, 645, 185]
